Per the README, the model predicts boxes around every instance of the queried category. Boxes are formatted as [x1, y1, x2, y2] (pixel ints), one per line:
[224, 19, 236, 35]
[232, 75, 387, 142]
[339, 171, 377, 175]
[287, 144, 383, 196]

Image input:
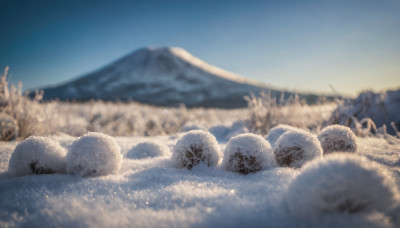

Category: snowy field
[1, 73, 399, 227]
[0, 131, 399, 228]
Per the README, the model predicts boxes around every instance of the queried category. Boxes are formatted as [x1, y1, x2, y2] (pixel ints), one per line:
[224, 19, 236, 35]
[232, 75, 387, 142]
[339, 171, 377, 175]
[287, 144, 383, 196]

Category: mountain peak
[39, 46, 291, 108]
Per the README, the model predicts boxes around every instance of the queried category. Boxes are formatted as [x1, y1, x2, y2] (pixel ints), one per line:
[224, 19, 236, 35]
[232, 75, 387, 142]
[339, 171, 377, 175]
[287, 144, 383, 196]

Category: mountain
[38, 47, 319, 108]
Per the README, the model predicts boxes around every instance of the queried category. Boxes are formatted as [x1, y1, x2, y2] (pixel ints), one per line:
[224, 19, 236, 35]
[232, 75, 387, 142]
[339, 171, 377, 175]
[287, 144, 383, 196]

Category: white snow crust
[172, 130, 221, 169]
[273, 130, 323, 168]
[286, 154, 400, 220]
[221, 133, 277, 174]
[8, 136, 66, 177]
[318, 124, 358, 154]
[66, 132, 122, 177]
[126, 141, 170, 159]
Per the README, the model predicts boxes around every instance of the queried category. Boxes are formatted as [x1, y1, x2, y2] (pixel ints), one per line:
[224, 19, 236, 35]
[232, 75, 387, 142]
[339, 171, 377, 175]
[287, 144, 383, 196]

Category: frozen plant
[8, 136, 66, 177]
[126, 141, 170, 159]
[0, 113, 18, 141]
[172, 130, 220, 170]
[265, 124, 298, 147]
[318, 124, 357, 154]
[286, 154, 400, 218]
[245, 91, 302, 134]
[0, 66, 56, 139]
[67, 132, 122, 177]
[273, 130, 323, 168]
[221, 133, 277, 174]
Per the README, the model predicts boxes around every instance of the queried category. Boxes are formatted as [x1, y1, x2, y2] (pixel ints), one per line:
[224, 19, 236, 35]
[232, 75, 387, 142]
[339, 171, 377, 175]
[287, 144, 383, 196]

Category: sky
[0, 0, 399, 97]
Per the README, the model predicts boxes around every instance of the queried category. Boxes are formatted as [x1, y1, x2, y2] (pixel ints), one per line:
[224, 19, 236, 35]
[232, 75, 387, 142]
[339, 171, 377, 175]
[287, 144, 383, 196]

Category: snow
[172, 130, 221, 169]
[273, 130, 323, 168]
[318, 125, 357, 154]
[221, 133, 277, 174]
[285, 154, 400, 222]
[0, 133, 399, 227]
[66, 132, 123, 177]
[265, 124, 299, 147]
[8, 136, 66, 177]
[126, 141, 170, 159]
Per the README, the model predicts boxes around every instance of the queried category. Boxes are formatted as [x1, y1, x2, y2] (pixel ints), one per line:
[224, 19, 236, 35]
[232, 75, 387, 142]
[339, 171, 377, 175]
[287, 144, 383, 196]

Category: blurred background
[1, 0, 399, 96]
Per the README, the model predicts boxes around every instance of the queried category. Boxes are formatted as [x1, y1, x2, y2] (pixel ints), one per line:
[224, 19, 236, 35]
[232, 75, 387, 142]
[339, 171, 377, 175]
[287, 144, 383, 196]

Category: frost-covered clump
[172, 130, 220, 170]
[286, 154, 400, 219]
[221, 133, 277, 174]
[67, 132, 122, 177]
[273, 130, 323, 168]
[318, 125, 357, 154]
[126, 142, 170, 159]
[8, 136, 66, 177]
[265, 124, 298, 147]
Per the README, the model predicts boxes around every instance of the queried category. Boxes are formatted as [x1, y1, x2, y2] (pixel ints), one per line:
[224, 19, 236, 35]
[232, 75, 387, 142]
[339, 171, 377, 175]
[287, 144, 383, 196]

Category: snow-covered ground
[1, 133, 399, 228]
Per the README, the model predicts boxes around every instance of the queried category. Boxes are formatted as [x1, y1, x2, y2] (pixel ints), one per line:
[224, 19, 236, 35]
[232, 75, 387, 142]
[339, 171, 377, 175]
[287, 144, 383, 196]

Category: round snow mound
[286, 154, 400, 218]
[172, 130, 220, 169]
[181, 124, 206, 132]
[221, 133, 277, 174]
[265, 124, 298, 147]
[273, 130, 323, 168]
[126, 142, 170, 159]
[318, 125, 357, 154]
[67, 132, 122, 177]
[8, 136, 66, 177]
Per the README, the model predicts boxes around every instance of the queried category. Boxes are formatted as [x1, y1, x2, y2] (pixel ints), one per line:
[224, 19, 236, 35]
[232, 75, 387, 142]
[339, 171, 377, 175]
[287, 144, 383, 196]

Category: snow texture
[318, 124, 358, 154]
[273, 129, 323, 168]
[66, 132, 122, 177]
[172, 130, 221, 169]
[286, 154, 400, 219]
[126, 141, 170, 159]
[265, 124, 299, 147]
[221, 133, 277, 174]
[1, 135, 400, 227]
[8, 136, 66, 177]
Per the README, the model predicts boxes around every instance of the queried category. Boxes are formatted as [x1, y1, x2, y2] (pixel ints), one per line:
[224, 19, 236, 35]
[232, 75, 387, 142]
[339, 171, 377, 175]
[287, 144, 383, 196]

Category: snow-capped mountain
[39, 47, 314, 108]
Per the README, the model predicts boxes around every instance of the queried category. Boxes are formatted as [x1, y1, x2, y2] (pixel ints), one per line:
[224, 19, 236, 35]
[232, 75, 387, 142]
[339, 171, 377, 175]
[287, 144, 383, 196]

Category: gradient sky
[0, 0, 399, 96]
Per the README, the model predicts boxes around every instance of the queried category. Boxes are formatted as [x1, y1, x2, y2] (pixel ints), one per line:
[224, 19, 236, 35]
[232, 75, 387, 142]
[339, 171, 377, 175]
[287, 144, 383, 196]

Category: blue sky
[0, 0, 399, 96]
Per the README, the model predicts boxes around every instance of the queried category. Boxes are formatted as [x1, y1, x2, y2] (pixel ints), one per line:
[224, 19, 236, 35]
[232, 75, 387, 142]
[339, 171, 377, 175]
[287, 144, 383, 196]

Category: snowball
[8, 136, 66, 177]
[318, 124, 357, 154]
[265, 124, 298, 147]
[273, 130, 323, 168]
[172, 130, 220, 169]
[67, 132, 122, 177]
[126, 141, 170, 159]
[286, 154, 400, 218]
[221, 133, 277, 174]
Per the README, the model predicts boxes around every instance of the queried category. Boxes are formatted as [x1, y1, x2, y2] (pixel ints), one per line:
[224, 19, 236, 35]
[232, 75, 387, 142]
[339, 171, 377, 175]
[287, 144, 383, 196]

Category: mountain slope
[39, 47, 313, 108]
